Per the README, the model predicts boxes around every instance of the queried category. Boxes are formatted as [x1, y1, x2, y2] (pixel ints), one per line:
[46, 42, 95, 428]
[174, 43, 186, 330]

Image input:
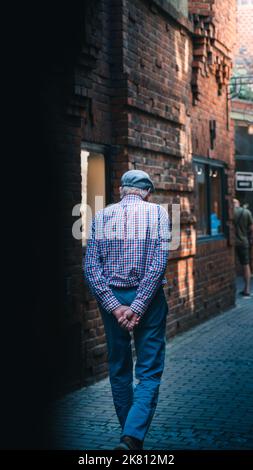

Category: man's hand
[118, 307, 141, 331]
[112, 306, 141, 331]
[112, 305, 129, 322]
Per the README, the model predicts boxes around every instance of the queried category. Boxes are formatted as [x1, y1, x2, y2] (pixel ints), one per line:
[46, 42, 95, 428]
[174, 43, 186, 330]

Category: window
[196, 163, 208, 236]
[81, 148, 106, 246]
[166, 0, 188, 17]
[194, 160, 226, 239]
[210, 168, 223, 236]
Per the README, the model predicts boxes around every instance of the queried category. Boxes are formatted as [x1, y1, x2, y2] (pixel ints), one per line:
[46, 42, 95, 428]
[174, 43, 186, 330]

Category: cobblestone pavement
[51, 278, 253, 450]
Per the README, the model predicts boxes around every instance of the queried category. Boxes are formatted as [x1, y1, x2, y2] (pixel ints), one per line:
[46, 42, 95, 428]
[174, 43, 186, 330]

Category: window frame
[193, 157, 228, 243]
[81, 142, 112, 207]
[80, 142, 112, 249]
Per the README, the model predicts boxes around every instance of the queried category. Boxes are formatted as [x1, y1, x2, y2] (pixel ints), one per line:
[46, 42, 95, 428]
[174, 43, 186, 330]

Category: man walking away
[84, 169, 170, 450]
[233, 198, 253, 297]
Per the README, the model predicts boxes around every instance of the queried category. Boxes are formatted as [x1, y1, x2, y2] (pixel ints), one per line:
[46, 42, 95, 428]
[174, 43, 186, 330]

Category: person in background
[233, 198, 253, 297]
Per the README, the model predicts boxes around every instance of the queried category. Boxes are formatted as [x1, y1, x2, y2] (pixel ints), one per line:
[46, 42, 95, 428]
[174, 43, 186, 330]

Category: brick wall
[232, 0, 253, 103]
[86, 0, 234, 386]
[79, 0, 236, 386]
[43, 0, 237, 390]
[189, 0, 237, 52]
[236, 0, 253, 60]
[190, 0, 236, 332]
[121, 0, 197, 343]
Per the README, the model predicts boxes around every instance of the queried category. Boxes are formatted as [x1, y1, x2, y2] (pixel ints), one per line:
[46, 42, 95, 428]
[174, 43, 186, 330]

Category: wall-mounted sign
[236, 172, 253, 191]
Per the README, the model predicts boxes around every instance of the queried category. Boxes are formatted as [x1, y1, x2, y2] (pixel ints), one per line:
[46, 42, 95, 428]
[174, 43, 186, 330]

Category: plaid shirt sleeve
[83, 216, 121, 314]
[130, 206, 170, 317]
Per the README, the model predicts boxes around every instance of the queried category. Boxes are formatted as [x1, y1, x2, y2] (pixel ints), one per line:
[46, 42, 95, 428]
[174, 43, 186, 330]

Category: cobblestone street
[51, 279, 253, 450]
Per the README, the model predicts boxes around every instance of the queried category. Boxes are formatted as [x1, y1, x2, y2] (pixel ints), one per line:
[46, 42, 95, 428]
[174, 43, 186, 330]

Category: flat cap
[121, 169, 155, 192]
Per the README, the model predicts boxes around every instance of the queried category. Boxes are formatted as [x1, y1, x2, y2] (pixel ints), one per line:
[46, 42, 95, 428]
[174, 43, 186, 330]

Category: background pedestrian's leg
[243, 264, 251, 294]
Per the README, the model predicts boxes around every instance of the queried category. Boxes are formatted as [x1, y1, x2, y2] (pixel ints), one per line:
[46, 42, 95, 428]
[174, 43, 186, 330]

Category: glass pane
[210, 168, 223, 236]
[195, 163, 208, 237]
[166, 1, 188, 17]
[81, 150, 106, 246]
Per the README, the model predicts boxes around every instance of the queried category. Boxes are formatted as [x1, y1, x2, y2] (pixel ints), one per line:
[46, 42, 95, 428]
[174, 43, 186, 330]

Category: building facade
[42, 0, 237, 391]
[231, 0, 253, 271]
[231, 0, 253, 212]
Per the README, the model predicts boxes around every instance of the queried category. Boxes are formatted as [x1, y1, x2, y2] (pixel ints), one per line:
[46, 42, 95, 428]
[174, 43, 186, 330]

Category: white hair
[120, 186, 150, 200]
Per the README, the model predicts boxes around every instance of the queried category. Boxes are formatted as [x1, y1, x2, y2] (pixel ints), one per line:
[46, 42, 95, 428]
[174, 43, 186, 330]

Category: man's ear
[145, 189, 151, 201]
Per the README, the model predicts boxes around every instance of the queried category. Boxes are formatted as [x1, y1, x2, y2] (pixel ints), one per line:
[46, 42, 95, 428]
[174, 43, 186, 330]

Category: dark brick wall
[40, 0, 237, 391]
[122, 0, 196, 345]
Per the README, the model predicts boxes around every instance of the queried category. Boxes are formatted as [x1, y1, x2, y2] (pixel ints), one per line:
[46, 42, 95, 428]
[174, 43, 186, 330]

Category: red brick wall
[232, 98, 253, 114]
[77, 0, 236, 386]
[236, 0, 253, 59]
[119, 0, 199, 342]
[190, 0, 236, 333]
[189, 0, 237, 52]
[47, 0, 237, 390]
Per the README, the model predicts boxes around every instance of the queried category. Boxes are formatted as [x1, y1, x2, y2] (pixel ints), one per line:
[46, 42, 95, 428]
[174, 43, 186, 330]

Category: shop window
[194, 160, 226, 239]
[81, 149, 106, 246]
[195, 163, 208, 236]
[210, 168, 223, 236]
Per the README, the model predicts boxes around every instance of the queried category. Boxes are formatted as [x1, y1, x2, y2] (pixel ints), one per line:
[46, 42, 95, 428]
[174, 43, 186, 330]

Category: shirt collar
[120, 194, 144, 204]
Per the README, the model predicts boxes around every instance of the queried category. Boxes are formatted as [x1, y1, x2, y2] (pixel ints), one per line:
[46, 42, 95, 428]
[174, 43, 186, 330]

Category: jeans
[99, 285, 168, 442]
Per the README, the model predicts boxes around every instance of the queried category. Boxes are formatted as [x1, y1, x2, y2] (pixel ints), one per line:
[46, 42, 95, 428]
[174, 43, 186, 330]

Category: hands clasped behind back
[112, 305, 140, 332]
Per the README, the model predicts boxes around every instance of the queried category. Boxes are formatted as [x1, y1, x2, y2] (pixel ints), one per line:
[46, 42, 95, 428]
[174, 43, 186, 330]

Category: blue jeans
[99, 285, 168, 443]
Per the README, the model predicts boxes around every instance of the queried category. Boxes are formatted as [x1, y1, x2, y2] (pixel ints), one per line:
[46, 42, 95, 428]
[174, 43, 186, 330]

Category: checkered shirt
[84, 194, 170, 317]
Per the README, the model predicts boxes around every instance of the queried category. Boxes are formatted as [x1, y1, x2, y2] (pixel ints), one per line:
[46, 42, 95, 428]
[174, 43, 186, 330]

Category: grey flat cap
[121, 169, 155, 192]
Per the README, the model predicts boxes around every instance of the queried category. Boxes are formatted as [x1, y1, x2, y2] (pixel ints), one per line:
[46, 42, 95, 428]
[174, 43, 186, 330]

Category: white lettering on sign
[236, 172, 253, 191]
